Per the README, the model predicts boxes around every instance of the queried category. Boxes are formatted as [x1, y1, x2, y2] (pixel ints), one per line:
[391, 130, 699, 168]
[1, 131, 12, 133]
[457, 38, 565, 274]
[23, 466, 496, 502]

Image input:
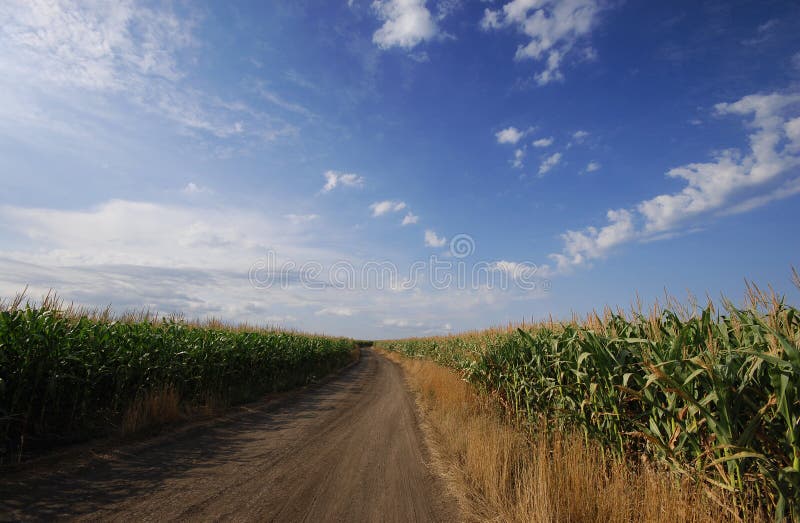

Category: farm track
[0, 349, 457, 522]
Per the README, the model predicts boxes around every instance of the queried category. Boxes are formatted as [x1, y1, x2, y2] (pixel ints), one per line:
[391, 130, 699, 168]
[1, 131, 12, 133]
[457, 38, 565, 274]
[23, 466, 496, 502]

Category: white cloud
[0, 0, 191, 91]
[0, 1, 293, 149]
[409, 50, 430, 63]
[285, 213, 319, 224]
[512, 148, 526, 168]
[401, 212, 419, 225]
[638, 93, 800, 233]
[381, 317, 453, 331]
[496, 126, 524, 144]
[0, 199, 354, 279]
[538, 152, 562, 175]
[284, 69, 319, 92]
[573, 130, 589, 141]
[721, 177, 800, 216]
[424, 229, 447, 247]
[742, 19, 778, 46]
[383, 318, 410, 327]
[532, 137, 554, 148]
[785, 116, 800, 151]
[182, 182, 211, 195]
[481, 0, 605, 85]
[370, 200, 407, 216]
[322, 170, 365, 192]
[435, 0, 462, 20]
[372, 0, 438, 49]
[257, 85, 315, 118]
[316, 307, 354, 317]
[490, 260, 539, 280]
[0, 198, 548, 338]
[382, 318, 424, 328]
[545, 91, 800, 274]
[549, 209, 635, 273]
[585, 161, 601, 172]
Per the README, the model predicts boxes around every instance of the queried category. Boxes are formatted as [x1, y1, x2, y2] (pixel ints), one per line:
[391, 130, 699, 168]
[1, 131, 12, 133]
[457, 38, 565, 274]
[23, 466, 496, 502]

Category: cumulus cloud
[573, 129, 589, 141]
[401, 212, 419, 225]
[490, 260, 539, 281]
[481, 0, 606, 85]
[637, 93, 800, 233]
[424, 229, 447, 247]
[496, 127, 534, 168]
[372, 0, 438, 49]
[322, 170, 365, 192]
[532, 137, 554, 148]
[538, 152, 562, 175]
[585, 161, 601, 172]
[496, 126, 524, 144]
[370, 200, 407, 216]
[545, 91, 800, 274]
[549, 209, 635, 273]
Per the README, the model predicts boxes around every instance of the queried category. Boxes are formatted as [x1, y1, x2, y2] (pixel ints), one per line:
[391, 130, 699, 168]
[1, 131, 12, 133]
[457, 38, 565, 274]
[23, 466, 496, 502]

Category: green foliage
[377, 301, 800, 520]
[0, 303, 355, 462]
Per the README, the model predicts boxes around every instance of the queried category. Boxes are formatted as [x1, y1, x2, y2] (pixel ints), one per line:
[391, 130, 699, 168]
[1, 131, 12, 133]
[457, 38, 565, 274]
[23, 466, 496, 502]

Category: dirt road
[0, 349, 458, 522]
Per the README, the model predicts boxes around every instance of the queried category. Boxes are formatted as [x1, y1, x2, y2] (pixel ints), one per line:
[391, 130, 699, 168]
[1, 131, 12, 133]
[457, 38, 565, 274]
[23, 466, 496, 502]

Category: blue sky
[1, 0, 799, 338]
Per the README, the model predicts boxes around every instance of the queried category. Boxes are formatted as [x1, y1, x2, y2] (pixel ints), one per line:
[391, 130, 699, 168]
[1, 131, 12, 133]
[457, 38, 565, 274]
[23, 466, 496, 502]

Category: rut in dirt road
[0, 349, 458, 522]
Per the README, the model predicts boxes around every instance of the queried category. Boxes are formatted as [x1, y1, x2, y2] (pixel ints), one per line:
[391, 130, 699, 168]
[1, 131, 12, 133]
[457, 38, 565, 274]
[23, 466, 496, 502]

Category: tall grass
[378, 284, 800, 520]
[0, 292, 358, 463]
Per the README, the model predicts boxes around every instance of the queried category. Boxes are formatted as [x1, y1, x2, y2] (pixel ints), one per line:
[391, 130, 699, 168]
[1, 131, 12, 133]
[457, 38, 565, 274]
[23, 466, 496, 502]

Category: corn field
[0, 294, 357, 463]
[377, 287, 800, 520]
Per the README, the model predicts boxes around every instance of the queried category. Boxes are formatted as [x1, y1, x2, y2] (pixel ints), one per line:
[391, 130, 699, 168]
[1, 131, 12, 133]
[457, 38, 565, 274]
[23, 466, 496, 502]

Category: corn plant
[377, 291, 800, 520]
[0, 297, 356, 463]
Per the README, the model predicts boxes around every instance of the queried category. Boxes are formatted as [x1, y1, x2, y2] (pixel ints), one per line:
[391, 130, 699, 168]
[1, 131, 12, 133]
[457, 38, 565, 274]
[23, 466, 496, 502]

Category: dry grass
[120, 386, 182, 436]
[116, 348, 362, 439]
[119, 348, 361, 438]
[383, 351, 761, 523]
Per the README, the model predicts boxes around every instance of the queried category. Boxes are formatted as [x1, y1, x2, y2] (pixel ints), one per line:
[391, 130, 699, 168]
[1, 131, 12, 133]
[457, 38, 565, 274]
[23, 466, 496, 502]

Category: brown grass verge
[120, 385, 182, 435]
[119, 348, 362, 438]
[382, 351, 761, 523]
